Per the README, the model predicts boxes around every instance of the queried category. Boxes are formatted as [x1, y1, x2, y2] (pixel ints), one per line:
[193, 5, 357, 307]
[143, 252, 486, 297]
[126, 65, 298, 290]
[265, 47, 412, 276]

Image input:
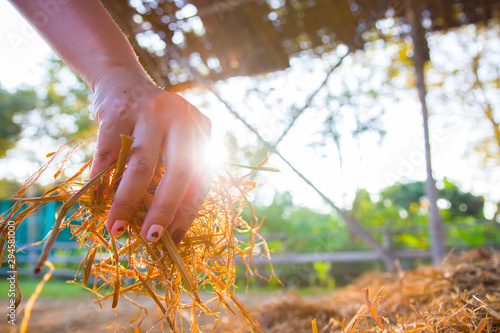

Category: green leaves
[0, 58, 94, 161]
[456, 227, 485, 247]
[398, 233, 427, 249]
[0, 86, 38, 156]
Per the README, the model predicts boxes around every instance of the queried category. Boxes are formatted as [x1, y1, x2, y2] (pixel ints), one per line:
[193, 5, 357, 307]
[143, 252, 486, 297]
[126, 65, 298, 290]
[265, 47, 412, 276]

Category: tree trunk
[405, 0, 446, 265]
[417, 63, 446, 265]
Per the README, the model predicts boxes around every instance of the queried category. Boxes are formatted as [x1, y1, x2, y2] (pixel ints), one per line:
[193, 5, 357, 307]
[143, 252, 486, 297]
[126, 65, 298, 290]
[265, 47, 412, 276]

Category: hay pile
[0, 132, 272, 333]
[220, 249, 500, 332]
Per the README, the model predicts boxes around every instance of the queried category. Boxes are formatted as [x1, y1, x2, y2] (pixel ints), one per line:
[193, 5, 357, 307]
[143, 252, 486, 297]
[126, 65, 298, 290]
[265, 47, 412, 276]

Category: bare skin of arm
[9, 0, 212, 243]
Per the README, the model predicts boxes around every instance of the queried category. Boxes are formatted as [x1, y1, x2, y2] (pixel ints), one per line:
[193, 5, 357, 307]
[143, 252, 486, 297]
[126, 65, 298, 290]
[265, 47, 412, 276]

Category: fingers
[98, 93, 212, 244]
[106, 125, 162, 236]
[168, 174, 212, 244]
[139, 123, 197, 242]
[89, 99, 134, 179]
[192, 106, 212, 141]
[167, 126, 212, 244]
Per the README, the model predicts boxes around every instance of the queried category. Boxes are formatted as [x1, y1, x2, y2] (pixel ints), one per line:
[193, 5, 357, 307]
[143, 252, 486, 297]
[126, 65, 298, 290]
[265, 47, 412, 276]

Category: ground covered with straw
[218, 248, 500, 333]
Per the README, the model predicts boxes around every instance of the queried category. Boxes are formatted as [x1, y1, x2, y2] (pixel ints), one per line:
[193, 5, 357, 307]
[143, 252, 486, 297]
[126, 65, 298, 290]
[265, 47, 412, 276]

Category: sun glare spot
[204, 141, 228, 173]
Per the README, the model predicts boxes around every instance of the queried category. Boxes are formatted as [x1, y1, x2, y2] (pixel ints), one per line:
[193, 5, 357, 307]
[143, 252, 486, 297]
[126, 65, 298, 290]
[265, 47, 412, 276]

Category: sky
[0, 3, 53, 89]
[1, 2, 499, 218]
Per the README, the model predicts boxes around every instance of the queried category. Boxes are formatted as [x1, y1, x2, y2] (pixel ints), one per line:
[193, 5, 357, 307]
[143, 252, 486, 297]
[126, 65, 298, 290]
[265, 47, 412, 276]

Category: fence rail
[1, 196, 499, 277]
[237, 250, 432, 266]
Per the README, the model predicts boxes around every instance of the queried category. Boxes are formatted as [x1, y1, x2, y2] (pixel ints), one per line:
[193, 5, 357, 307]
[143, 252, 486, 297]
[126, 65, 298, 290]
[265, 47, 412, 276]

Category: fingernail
[111, 220, 127, 236]
[172, 228, 187, 245]
[146, 224, 164, 242]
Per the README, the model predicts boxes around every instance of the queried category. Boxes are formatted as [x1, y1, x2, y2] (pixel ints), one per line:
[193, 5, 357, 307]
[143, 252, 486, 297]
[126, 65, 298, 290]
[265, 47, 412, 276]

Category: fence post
[382, 228, 394, 270]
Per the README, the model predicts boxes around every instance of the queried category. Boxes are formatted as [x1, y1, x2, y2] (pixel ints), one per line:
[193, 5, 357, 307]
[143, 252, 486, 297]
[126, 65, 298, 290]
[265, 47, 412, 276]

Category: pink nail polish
[111, 220, 127, 236]
[146, 225, 164, 242]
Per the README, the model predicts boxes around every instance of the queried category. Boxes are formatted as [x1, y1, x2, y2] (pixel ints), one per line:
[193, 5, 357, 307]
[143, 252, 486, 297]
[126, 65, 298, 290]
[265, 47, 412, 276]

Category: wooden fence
[2, 220, 498, 278]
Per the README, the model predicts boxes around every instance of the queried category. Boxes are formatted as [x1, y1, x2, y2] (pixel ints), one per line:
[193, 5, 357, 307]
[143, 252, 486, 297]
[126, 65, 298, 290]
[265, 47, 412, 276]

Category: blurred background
[0, 0, 499, 299]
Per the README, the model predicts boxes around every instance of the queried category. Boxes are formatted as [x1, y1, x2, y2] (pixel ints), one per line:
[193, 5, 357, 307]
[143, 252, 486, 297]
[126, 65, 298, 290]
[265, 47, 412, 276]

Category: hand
[89, 67, 211, 243]
[8, 0, 211, 243]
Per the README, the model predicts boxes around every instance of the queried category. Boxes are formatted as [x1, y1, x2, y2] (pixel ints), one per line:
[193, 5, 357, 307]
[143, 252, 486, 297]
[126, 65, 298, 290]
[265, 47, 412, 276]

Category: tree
[0, 86, 38, 157]
[379, 180, 485, 222]
[402, 0, 445, 265]
[0, 57, 95, 184]
[426, 22, 500, 166]
[20, 58, 94, 142]
[439, 178, 485, 220]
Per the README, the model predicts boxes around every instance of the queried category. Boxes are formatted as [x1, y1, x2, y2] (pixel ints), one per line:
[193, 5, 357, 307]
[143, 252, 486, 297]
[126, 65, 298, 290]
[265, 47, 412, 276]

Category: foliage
[242, 190, 375, 257]
[39, 58, 95, 139]
[241, 178, 494, 287]
[307, 49, 389, 155]
[379, 178, 485, 222]
[0, 57, 94, 163]
[311, 261, 335, 289]
[426, 22, 500, 165]
[439, 178, 485, 220]
[379, 182, 425, 212]
[246, 178, 487, 256]
[0, 178, 23, 199]
[0, 86, 38, 156]
[0, 57, 95, 194]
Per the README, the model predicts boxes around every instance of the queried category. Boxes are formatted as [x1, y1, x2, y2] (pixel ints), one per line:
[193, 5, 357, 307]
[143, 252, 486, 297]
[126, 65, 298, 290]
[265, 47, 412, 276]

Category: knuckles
[92, 87, 212, 140]
[93, 149, 117, 166]
[170, 159, 196, 181]
[111, 201, 138, 217]
[127, 158, 156, 179]
[155, 92, 212, 132]
[152, 202, 177, 220]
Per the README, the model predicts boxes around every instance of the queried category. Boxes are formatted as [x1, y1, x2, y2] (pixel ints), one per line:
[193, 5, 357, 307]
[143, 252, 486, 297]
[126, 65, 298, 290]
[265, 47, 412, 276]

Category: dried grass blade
[473, 295, 500, 320]
[111, 134, 134, 187]
[83, 247, 97, 285]
[474, 317, 491, 333]
[34, 162, 116, 274]
[363, 288, 385, 330]
[230, 163, 280, 172]
[161, 233, 196, 293]
[410, 304, 436, 333]
[112, 276, 120, 309]
[111, 236, 120, 309]
[344, 303, 368, 333]
[312, 318, 318, 333]
[123, 293, 149, 331]
[20, 261, 55, 333]
[136, 267, 166, 313]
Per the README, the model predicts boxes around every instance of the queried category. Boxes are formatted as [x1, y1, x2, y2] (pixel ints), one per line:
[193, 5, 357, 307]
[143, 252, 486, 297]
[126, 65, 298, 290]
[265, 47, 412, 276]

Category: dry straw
[0, 131, 273, 332]
[218, 249, 500, 332]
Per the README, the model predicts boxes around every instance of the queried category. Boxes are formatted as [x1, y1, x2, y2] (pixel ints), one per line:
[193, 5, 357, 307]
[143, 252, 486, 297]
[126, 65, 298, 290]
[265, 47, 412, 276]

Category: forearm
[9, 0, 148, 91]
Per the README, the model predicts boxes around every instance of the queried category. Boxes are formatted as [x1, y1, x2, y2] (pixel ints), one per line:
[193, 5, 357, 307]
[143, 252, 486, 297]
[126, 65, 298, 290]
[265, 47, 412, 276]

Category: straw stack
[218, 249, 500, 332]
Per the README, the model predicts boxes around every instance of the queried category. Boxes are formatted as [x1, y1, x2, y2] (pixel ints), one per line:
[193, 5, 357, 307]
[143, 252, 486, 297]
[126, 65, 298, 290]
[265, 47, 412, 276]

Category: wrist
[90, 62, 163, 123]
[90, 58, 153, 93]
